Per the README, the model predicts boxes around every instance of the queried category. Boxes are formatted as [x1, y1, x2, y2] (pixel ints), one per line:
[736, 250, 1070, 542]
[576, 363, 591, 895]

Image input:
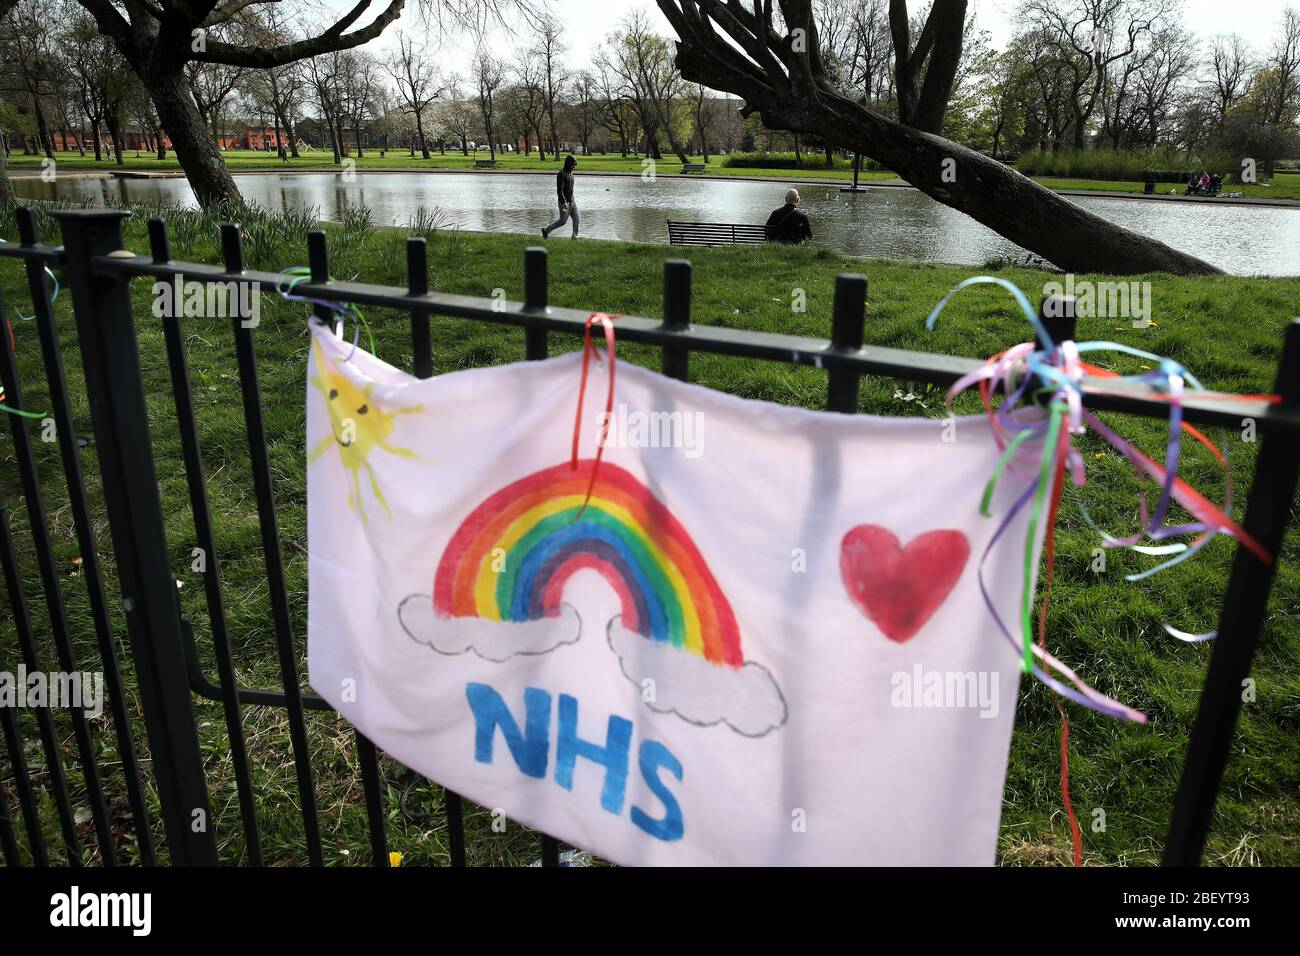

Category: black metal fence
[0, 206, 1297, 867]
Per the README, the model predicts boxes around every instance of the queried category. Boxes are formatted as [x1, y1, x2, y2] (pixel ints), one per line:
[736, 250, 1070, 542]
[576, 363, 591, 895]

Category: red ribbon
[570, 313, 618, 520]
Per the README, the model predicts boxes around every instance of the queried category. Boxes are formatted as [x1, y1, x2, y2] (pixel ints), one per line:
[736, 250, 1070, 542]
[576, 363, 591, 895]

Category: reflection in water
[15, 171, 1300, 276]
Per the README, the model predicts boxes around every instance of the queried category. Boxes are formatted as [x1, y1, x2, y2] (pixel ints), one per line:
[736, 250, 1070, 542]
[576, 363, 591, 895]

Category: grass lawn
[5, 147, 899, 182]
[1, 201, 1298, 866]
[1033, 172, 1300, 202]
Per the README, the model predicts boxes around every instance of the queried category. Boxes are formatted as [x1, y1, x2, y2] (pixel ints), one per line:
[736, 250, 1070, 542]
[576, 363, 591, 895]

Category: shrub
[721, 150, 888, 172]
[1016, 148, 1239, 181]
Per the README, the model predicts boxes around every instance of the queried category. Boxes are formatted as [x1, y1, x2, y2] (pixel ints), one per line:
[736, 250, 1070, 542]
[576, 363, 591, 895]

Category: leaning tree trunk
[33, 95, 55, 160]
[106, 112, 125, 167]
[414, 111, 429, 160]
[803, 97, 1218, 274]
[147, 69, 242, 209]
[662, 24, 1218, 275]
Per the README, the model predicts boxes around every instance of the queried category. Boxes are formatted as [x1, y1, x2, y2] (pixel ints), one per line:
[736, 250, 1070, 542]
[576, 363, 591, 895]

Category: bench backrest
[667, 220, 804, 245]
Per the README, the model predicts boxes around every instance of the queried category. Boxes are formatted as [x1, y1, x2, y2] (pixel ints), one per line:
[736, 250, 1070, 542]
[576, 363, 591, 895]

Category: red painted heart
[840, 525, 970, 643]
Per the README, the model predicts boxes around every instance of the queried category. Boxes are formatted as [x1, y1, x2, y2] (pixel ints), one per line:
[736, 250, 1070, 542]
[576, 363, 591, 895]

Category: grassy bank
[5, 148, 898, 183]
[1037, 174, 1300, 202]
[1, 201, 1297, 866]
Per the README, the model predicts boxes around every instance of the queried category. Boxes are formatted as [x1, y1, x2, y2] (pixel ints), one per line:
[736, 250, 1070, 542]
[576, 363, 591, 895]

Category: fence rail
[0, 205, 1297, 867]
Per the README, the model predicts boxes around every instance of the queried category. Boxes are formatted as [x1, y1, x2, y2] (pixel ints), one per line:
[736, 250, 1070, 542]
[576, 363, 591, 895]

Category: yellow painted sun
[309, 341, 423, 523]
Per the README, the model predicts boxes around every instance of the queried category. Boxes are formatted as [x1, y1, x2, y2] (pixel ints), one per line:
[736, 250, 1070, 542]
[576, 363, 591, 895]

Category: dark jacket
[556, 169, 575, 205]
[765, 204, 811, 242]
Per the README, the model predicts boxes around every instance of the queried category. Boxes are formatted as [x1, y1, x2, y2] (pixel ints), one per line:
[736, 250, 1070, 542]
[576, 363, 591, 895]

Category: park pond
[15, 170, 1300, 276]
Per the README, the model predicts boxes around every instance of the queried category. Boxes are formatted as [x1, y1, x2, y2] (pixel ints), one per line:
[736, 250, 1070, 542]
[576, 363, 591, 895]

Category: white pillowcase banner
[306, 324, 1042, 866]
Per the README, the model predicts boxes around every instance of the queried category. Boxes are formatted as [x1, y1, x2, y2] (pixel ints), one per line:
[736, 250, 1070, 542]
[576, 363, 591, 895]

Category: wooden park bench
[474, 159, 500, 169]
[680, 163, 708, 174]
[666, 219, 805, 246]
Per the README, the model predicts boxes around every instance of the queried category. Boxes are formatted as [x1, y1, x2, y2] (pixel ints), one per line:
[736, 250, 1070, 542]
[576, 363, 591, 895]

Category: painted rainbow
[433, 460, 742, 666]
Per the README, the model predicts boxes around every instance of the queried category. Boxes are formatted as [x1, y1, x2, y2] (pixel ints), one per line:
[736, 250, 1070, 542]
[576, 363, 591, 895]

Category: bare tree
[592, 56, 639, 155]
[654, 0, 1216, 274]
[306, 50, 347, 163]
[340, 51, 381, 158]
[385, 32, 441, 159]
[439, 82, 475, 155]
[511, 49, 550, 159]
[3, 0, 58, 159]
[568, 71, 601, 154]
[1206, 35, 1254, 131]
[473, 50, 505, 160]
[19, 0, 538, 207]
[689, 83, 713, 159]
[1263, 7, 1300, 127]
[187, 46, 245, 150]
[533, 13, 568, 155]
[1023, 0, 1178, 149]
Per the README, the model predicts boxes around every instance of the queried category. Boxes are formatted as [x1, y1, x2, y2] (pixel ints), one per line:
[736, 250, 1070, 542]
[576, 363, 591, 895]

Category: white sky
[350, 0, 1294, 78]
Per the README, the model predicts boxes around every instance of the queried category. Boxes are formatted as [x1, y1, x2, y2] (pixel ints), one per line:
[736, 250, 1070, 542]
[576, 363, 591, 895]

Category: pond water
[15, 170, 1300, 276]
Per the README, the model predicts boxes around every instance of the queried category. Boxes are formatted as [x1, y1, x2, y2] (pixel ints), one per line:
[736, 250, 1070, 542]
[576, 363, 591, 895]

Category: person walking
[542, 154, 580, 239]
[765, 187, 813, 243]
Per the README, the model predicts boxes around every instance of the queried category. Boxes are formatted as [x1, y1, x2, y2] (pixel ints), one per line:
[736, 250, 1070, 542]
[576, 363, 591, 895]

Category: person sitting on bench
[765, 188, 813, 243]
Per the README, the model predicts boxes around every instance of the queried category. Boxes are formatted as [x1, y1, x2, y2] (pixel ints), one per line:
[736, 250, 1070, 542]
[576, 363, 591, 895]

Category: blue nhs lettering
[465, 682, 684, 841]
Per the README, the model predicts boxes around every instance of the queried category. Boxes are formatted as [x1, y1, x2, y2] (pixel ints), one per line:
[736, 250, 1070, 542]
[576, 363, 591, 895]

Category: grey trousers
[544, 202, 579, 237]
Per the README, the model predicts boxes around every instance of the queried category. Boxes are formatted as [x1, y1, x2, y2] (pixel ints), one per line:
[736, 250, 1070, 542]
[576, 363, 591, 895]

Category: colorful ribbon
[0, 319, 49, 420]
[13, 266, 59, 322]
[927, 276, 1272, 723]
[276, 267, 375, 361]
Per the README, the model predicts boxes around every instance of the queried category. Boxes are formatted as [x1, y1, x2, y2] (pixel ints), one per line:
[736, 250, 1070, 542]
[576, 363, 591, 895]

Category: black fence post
[1039, 294, 1078, 346]
[1163, 319, 1300, 865]
[661, 260, 691, 381]
[827, 274, 867, 413]
[524, 247, 549, 360]
[53, 209, 219, 866]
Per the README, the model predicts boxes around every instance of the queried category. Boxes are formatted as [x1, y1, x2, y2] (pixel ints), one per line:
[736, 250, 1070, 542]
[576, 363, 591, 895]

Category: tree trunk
[147, 69, 242, 208]
[0, 145, 16, 208]
[106, 111, 126, 166]
[353, 120, 364, 158]
[802, 99, 1217, 274]
[414, 111, 429, 159]
[91, 123, 103, 162]
[33, 95, 54, 160]
[328, 112, 342, 163]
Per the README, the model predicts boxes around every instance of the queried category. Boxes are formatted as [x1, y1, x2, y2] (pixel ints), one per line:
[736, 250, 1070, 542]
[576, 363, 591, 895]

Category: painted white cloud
[607, 620, 787, 738]
[397, 595, 580, 662]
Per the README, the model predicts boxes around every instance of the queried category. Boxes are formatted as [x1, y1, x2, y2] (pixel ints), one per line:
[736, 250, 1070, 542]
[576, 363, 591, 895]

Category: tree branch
[192, 0, 404, 67]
